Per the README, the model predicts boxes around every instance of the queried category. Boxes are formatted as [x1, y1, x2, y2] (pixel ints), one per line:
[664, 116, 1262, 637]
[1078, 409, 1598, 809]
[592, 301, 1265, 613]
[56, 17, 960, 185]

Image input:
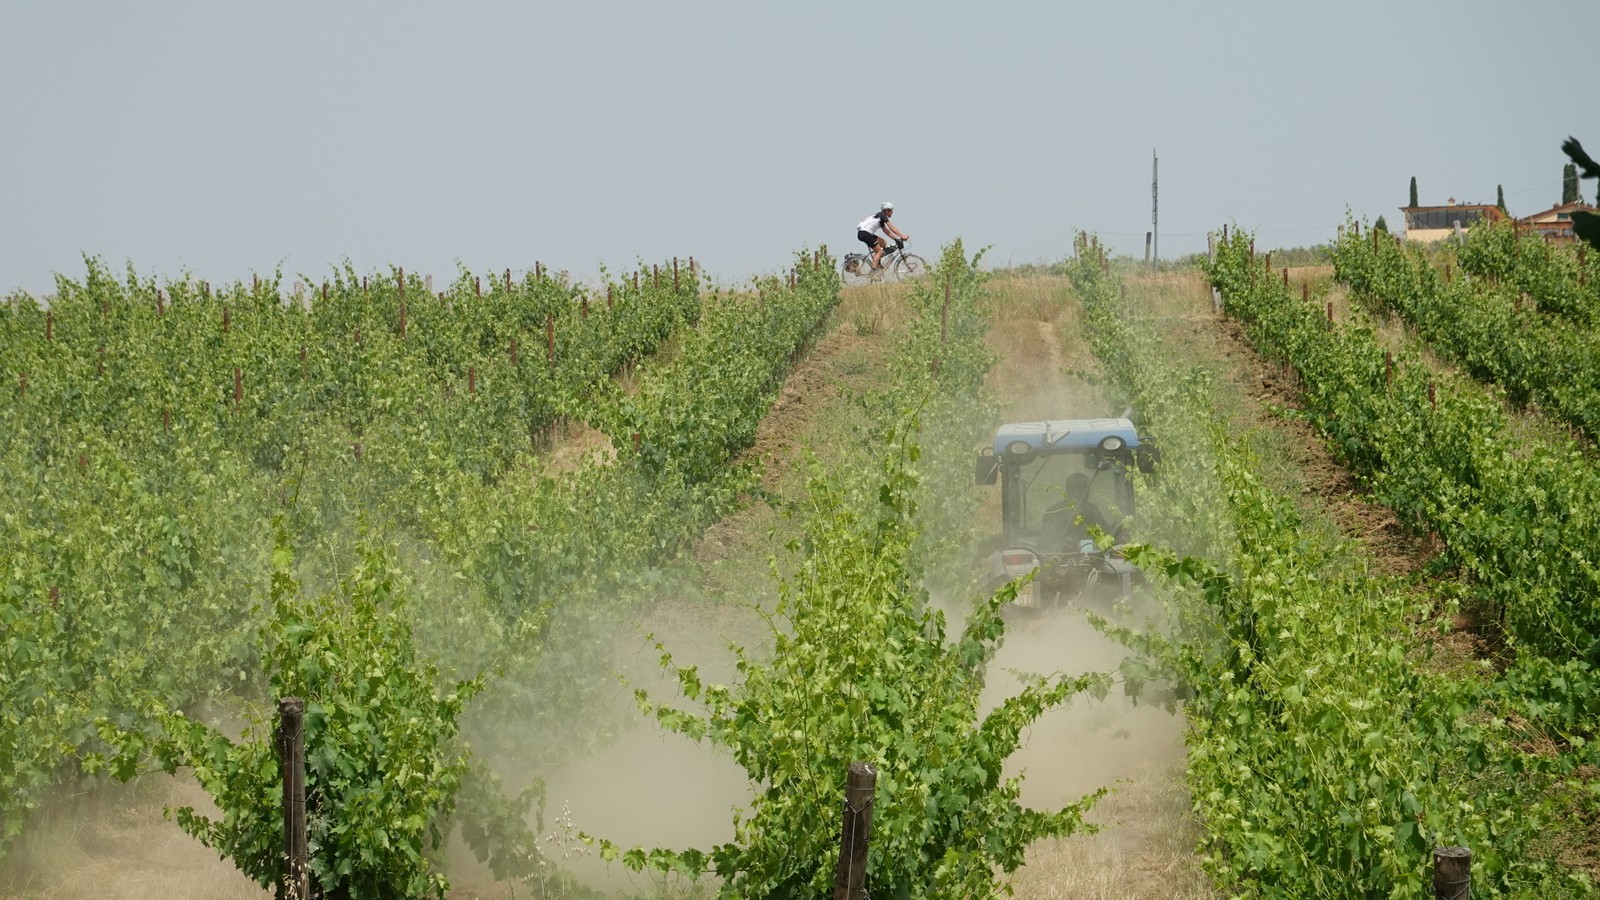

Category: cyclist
[856, 202, 910, 271]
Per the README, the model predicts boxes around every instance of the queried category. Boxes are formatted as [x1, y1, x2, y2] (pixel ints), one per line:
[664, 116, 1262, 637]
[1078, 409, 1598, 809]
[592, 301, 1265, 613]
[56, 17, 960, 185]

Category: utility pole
[1151, 149, 1159, 264]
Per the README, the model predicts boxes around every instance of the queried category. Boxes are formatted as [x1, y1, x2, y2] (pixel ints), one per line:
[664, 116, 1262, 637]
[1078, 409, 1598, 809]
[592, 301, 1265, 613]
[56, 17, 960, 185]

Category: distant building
[1400, 201, 1507, 243]
[1517, 201, 1597, 242]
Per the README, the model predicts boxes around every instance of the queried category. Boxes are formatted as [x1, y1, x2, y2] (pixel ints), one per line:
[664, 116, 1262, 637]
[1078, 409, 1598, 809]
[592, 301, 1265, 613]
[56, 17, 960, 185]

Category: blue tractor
[973, 417, 1153, 612]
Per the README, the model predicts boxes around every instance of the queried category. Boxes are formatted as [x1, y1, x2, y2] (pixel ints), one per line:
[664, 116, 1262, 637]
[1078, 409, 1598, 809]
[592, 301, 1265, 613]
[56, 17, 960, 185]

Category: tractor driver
[856, 201, 910, 271]
[1042, 472, 1110, 552]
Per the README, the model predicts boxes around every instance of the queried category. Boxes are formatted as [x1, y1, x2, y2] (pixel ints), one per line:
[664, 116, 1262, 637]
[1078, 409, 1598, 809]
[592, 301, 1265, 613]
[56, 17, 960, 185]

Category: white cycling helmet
[881, 201, 894, 210]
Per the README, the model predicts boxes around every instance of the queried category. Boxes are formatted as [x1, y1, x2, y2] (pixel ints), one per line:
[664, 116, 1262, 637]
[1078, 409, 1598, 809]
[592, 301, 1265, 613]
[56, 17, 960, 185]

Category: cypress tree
[1375, 215, 1389, 233]
[1497, 184, 1507, 212]
[1564, 163, 1580, 204]
[1409, 176, 1418, 208]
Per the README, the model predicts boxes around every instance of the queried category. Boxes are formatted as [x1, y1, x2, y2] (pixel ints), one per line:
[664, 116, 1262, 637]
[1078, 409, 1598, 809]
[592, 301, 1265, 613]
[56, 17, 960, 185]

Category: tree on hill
[1409, 176, 1418, 208]
[1564, 162, 1580, 204]
[1374, 215, 1389, 233]
[1497, 184, 1507, 213]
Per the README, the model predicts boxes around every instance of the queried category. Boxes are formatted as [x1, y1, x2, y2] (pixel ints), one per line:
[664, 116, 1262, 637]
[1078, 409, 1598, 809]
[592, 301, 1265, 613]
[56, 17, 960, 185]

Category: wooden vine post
[397, 269, 406, 338]
[1433, 846, 1470, 900]
[941, 275, 950, 344]
[277, 697, 309, 900]
[832, 762, 877, 900]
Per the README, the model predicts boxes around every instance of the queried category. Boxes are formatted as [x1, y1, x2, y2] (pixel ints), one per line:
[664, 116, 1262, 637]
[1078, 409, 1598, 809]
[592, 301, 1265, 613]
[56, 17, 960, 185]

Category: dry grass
[540, 418, 617, 475]
[1009, 758, 1213, 900]
[0, 776, 268, 900]
[838, 279, 917, 336]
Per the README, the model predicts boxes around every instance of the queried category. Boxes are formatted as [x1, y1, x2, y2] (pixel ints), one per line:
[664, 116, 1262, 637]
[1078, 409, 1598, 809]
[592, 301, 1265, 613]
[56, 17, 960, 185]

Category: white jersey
[858, 211, 889, 237]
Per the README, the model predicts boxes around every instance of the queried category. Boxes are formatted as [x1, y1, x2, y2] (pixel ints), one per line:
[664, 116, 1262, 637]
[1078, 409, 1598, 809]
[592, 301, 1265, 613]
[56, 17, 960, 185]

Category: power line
[1094, 223, 1342, 238]
[1506, 179, 1563, 196]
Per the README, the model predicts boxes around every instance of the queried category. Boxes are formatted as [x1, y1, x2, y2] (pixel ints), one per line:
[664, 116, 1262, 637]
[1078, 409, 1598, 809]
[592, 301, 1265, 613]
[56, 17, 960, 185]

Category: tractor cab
[974, 417, 1152, 611]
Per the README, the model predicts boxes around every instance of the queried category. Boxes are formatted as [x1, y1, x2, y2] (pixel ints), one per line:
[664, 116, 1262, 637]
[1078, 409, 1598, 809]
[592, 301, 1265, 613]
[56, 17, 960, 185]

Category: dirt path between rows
[981, 275, 1211, 899]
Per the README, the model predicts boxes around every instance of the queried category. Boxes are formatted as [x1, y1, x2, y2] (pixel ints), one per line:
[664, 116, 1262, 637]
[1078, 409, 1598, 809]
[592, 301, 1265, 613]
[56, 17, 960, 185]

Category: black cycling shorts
[858, 230, 880, 250]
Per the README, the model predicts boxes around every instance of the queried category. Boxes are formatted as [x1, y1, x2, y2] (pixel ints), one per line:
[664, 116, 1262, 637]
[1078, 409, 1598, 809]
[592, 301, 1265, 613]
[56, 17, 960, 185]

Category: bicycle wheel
[842, 255, 882, 286]
[893, 253, 928, 280]
[841, 255, 872, 286]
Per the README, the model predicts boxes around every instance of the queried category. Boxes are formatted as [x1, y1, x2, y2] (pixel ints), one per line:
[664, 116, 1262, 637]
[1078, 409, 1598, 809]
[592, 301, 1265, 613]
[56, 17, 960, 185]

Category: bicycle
[841, 239, 927, 285]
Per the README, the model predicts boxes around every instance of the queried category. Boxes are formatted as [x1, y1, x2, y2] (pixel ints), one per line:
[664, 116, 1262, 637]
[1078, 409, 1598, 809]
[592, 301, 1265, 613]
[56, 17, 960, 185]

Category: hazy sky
[2, 2, 1592, 295]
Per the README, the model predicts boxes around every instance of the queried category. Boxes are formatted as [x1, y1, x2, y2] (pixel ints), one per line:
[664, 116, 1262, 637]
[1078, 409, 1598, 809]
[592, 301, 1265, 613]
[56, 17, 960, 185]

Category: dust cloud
[474, 596, 767, 896]
[982, 603, 1185, 809]
[531, 721, 752, 894]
